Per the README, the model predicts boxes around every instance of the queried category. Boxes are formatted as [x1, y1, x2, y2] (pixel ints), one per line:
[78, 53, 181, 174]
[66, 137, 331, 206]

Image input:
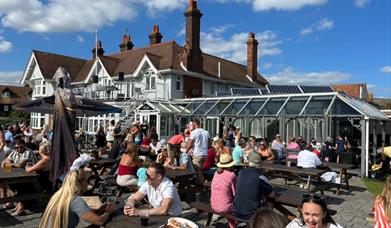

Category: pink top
[210, 170, 236, 213]
[287, 142, 300, 150]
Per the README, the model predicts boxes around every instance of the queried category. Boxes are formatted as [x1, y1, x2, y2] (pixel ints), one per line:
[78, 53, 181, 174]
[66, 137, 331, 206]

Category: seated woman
[202, 139, 218, 180]
[211, 154, 237, 228]
[216, 138, 231, 159]
[287, 137, 300, 150]
[116, 143, 141, 187]
[257, 140, 274, 161]
[166, 141, 195, 173]
[249, 208, 287, 228]
[156, 144, 174, 167]
[373, 176, 391, 227]
[286, 193, 343, 228]
[39, 168, 116, 228]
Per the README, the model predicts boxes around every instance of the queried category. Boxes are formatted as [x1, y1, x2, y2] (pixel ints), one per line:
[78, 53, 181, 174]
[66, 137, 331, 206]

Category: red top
[312, 149, 321, 157]
[203, 147, 217, 170]
[118, 164, 138, 176]
[168, 134, 184, 145]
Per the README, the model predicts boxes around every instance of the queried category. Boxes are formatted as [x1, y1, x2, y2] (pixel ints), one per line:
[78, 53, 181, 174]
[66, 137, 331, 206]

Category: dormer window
[3, 91, 10, 98]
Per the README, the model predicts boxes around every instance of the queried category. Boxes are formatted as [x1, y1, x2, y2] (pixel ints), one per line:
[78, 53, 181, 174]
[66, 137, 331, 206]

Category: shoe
[11, 208, 25, 216]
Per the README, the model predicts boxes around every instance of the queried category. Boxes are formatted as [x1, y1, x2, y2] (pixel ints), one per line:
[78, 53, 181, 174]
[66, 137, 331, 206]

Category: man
[1, 138, 36, 168]
[297, 145, 322, 168]
[186, 118, 210, 184]
[232, 139, 245, 165]
[234, 152, 275, 220]
[4, 126, 14, 144]
[124, 162, 182, 216]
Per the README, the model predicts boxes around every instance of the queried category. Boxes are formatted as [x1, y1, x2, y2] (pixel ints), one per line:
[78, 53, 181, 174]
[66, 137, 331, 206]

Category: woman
[287, 137, 300, 150]
[286, 194, 343, 228]
[166, 142, 195, 173]
[95, 126, 107, 157]
[257, 140, 274, 161]
[0, 126, 5, 161]
[210, 154, 237, 228]
[216, 138, 231, 159]
[39, 169, 116, 228]
[249, 208, 288, 228]
[271, 134, 285, 162]
[116, 144, 141, 187]
[106, 120, 115, 151]
[323, 137, 336, 162]
[234, 127, 242, 146]
[373, 176, 391, 227]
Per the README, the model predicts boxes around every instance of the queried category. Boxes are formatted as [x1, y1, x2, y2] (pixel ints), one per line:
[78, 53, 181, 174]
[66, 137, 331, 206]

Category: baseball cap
[248, 152, 261, 164]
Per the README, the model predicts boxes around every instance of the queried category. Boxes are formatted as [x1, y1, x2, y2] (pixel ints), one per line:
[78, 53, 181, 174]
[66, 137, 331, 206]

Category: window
[3, 91, 10, 98]
[33, 80, 46, 96]
[4, 105, 9, 112]
[175, 76, 181, 91]
[145, 72, 156, 90]
[211, 82, 218, 95]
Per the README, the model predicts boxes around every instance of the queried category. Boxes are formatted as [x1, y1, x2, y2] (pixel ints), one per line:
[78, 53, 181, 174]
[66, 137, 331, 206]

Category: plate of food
[166, 217, 199, 228]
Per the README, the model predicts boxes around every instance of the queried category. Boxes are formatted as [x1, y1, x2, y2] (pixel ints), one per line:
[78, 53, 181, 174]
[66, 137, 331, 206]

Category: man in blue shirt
[233, 152, 275, 220]
[232, 139, 245, 165]
[4, 126, 14, 144]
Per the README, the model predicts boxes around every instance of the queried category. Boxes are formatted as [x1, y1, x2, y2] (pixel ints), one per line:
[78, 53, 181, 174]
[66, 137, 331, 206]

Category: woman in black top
[95, 126, 107, 157]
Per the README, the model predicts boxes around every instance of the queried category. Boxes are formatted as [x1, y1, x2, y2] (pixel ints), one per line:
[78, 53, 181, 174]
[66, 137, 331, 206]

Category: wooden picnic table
[261, 163, 327, 194]
[0, 168, 43, 204]
[90, 158, 116, 175]
[323, 162, 354, 195]
[165, 169, 198, 196]
[106, 208, 206, 228]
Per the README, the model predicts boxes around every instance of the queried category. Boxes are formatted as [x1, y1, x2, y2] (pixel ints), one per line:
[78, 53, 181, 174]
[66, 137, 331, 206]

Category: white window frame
[33, 80, 46, 96]
[145, 71, 156, 91]
[3, 91, 10, 98]
[4, 105, 9, 112]
[175, 76, 182, 92]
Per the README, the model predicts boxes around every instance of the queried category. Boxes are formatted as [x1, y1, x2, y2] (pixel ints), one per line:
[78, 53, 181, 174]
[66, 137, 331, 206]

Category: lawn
[362, 178, 386, 196]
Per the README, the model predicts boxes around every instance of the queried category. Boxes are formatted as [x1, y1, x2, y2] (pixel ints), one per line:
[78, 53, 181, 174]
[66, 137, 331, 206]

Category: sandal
[2, 202, 14, 209]
[11, 208, 25, 216]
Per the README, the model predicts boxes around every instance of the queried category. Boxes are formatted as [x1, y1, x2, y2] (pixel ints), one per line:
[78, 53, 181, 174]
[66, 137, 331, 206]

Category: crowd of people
[1, 119, 390, 228]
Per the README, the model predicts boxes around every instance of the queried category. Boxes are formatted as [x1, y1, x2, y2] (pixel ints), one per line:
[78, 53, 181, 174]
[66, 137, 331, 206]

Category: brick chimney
[149, 25, 163, 45]
[119, 34, 134, 52]
[92, 40, 105, 58]
[183, 0, 203, 72]
[246, 32, 258, 82]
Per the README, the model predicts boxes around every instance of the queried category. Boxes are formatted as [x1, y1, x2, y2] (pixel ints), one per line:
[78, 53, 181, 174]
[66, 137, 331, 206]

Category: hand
[124, 207, 138, 216]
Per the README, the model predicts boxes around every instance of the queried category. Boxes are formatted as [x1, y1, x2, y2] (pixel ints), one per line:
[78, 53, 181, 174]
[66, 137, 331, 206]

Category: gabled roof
[33, 50, 87, 81]
[28, 40, 268, 87]
[0, 85, 32, 98]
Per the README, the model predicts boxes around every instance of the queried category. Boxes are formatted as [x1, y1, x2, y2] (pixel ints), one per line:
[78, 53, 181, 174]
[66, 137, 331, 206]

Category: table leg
[343, 168, 349, 190]
[306, 176, 311, 190]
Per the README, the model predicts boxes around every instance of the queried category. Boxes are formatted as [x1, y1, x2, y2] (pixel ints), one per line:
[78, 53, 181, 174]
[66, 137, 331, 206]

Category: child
[137, 158, 150, 187]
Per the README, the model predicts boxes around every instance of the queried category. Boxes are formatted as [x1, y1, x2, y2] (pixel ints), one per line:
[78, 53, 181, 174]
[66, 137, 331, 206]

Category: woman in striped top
[374, 176, 391, 228]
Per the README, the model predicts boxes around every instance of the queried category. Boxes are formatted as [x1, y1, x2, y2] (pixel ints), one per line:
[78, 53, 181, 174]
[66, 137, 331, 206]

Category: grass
[362, 178, 386, 196]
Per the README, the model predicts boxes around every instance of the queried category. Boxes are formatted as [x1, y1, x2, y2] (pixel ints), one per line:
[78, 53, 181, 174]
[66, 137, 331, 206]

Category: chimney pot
[119, 34, 134, 52]
[149, 24, 163, 45]
[92, 40, 105, 58]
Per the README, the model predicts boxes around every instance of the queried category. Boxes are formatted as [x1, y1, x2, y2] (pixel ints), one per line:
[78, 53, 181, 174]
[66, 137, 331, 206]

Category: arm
[81, 203, 116, 226]
[267, 148, 274, 160]
[128, 198, 173, 216]
[14, 159, 28, 168]
[186, 139, 194, 153]
[123, 190, 146, 215]
[26, 157, 49, 172]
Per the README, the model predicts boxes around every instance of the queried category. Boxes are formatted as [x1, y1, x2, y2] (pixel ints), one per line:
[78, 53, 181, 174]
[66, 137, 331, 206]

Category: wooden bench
[190, 202, 249, 226]
[105, 177, 139, 197]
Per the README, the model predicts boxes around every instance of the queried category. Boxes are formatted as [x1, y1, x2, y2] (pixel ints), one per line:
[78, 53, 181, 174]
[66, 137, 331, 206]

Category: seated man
[233, 152, 275, 220]
[124, 162, 182, 216]
[297, 145, 322, 168]
[2, 138, 37, 168]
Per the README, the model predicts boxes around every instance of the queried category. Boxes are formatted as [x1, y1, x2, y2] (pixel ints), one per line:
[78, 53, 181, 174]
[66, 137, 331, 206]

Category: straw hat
[217, 154, 236, 168]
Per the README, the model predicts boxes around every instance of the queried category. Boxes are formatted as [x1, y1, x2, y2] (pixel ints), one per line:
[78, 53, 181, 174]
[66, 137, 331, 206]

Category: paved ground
[0, 176, 376, 228]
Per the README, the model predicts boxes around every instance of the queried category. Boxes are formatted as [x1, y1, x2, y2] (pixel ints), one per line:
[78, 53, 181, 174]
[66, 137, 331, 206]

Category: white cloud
[300, 17, 334, 36]
[201, 30, 282, 64]
[265, 67, 351, 85]
[300, 28, 313, 36]
[0, 71, 24, 85]
[263, 62, 273, 69]
[76, 35, 85, 43]
[0, 0, 186, 33]
[209, 24, 235, 34]
[177, 25, 186, 36]
[0, 36, 12, 53]
[252, 0, 327, 11]
[317, 18, 334, 30]
[380, 66, 391, 73]
[354, 0, 370, 8]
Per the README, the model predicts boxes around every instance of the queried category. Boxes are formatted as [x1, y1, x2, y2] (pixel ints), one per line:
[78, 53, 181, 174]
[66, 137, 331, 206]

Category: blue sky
[0, 0, 390, 97]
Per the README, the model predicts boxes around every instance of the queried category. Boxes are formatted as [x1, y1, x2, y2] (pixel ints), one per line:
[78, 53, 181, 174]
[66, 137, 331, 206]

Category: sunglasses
[302, 193, 322, 201]
[15, 146, 24, 150]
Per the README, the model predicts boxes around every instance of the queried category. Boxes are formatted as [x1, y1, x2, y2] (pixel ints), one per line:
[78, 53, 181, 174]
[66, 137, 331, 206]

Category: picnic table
[90, 158, 116, 175]
[0, 168, 43, 204]
[323, 162, 354, 195]
[261, 163, 327, 194]
[166, 169, 197, 192]
[106, 208, 206, 228]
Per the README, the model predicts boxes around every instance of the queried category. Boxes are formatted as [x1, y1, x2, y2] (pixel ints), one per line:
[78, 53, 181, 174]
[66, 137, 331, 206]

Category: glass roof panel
[302, 96, 334, 116]
[257, 97, 287, 116]
[221, 99, 248, 116]
[207, 100, 231, 116]
[329, 97, 361, 116]
[192, 100, 219, 115]
[237, 98, 267, 116]
[280, 96, 309, 116]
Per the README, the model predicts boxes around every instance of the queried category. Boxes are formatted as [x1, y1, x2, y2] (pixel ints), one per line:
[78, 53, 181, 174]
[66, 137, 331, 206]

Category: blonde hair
[381, 176, 391, 221]
[39, 170, 84, 228]
[39, 144, 50, 156]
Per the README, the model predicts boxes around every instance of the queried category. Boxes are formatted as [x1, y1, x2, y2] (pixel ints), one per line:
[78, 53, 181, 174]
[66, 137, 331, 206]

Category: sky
[0, 0, 390, 97]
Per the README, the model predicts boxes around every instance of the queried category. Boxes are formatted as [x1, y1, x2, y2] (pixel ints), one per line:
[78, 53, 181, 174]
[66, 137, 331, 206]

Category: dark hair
[149, 162, 165, 177]
[299, 194, 336, 225]
[249, 208, 288, 228]
[193, 118, 200, 126]
[110, 120, 115, 125]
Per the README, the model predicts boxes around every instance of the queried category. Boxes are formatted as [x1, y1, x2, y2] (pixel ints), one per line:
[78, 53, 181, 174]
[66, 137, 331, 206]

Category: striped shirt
[375, 198, 391, 228]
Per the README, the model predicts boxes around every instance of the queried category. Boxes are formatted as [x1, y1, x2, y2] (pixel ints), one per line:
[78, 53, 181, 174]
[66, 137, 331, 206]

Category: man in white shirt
[297, 145, 322, 168]
[124, 162, 182, 216]
[186, 118, 210, 184]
